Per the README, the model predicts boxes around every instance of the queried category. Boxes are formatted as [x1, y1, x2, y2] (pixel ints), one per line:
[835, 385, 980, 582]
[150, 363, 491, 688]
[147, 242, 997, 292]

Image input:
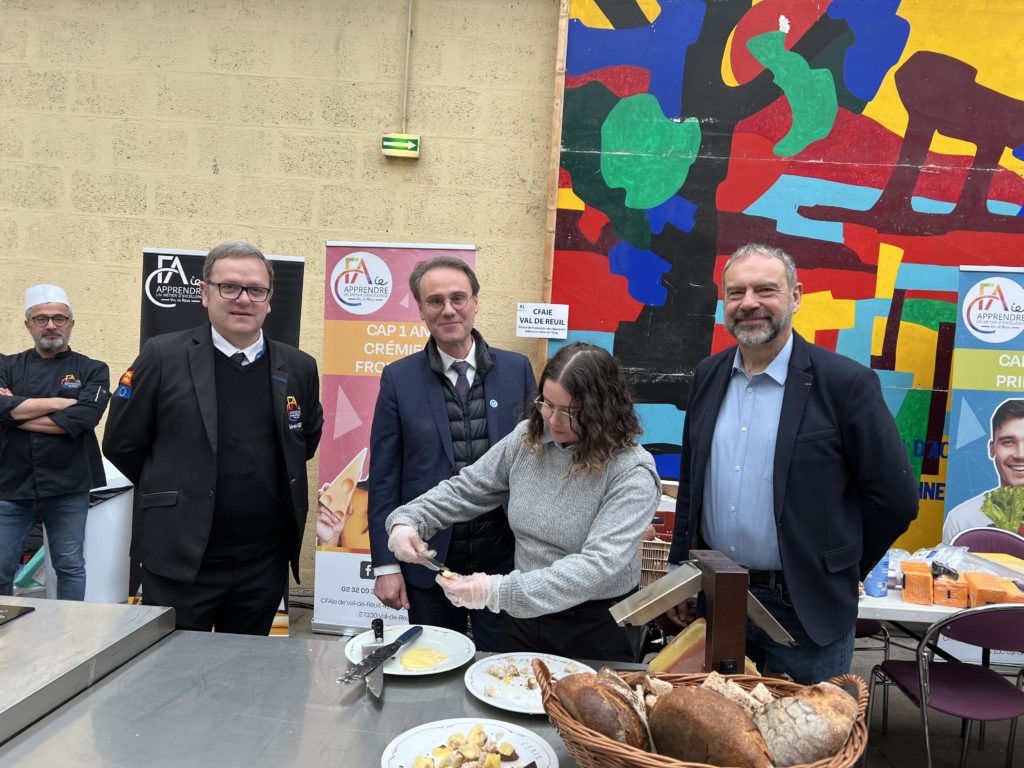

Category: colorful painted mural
[552, 0, 1024, 547]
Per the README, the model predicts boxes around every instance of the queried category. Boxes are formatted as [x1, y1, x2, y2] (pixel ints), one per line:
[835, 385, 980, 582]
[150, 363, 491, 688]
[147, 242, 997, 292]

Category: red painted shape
[800, 268, 876, 299]
[814, 329, 839, 351]
[578, 205, 610, 244]
[565, 66, 652, 98]
[710, 324, 736, 355]
[717, 132, 783, 212]
[729, 0, 829, 85]
[553, 250, 644, 331]
[558, 167, 572, 188]
[903, 290, 958, 303]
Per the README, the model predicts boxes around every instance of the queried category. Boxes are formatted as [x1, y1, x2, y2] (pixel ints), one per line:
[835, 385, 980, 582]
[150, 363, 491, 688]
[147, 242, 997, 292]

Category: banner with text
[313, 242, 475, 633]
[944, 267, 1024, 543]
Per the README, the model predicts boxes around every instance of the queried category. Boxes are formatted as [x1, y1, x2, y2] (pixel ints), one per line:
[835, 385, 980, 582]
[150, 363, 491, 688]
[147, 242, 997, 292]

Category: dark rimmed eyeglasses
[534, 397, 578, 426]
[206, 281, 272, 302]
[29, 314, 70, 328]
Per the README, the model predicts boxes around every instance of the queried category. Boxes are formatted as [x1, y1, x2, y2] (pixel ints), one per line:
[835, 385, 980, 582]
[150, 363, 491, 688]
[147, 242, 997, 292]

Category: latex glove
[387, 524, 434, 563]
[438, 572, 502, 613]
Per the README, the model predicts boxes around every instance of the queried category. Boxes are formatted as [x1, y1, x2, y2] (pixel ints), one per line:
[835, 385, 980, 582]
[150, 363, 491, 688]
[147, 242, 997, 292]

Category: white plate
[380, 717, 559, 768]
[464, 653, 595, 715]
[344, 624, 475, 676]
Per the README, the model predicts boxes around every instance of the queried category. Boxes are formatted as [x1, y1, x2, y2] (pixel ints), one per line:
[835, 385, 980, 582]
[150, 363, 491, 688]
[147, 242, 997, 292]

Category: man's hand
[387, 524, 433, 563]
[437, 572, 501, 612]
[9, 396, 75, 420]
[660, 597, 697, 631]
[373, 572, 410, 611]
[0, 387, 12, 396]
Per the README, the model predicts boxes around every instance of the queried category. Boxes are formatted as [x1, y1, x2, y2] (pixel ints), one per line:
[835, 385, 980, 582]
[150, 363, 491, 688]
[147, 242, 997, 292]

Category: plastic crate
[639, 538, 671, 588]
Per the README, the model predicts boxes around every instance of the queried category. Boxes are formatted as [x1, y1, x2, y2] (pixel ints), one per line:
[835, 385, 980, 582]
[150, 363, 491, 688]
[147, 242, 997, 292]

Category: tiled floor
[289, 601, 1023, 768]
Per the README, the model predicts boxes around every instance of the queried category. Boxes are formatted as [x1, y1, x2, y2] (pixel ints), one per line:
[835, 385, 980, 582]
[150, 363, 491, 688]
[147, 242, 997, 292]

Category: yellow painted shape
[875, 243, 904, 299]
[870, 319, 937, 389]
[636, 1, 662, 24]
[862, 0, 1024, 178]
[557, 186, 585, 210]
[721, 28, 740, 87]
[569, 0, 612, 28]
[792, 291, 855, 338]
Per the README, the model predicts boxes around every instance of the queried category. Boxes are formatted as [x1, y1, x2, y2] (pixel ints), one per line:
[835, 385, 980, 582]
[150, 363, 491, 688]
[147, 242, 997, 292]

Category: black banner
[139, 249, 305, 348]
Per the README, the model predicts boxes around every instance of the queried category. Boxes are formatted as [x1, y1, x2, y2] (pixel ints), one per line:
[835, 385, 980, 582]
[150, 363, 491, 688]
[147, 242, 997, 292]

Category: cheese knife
[337, 625, 423, 684]
[363, 618, 385, 697]
[746, 591, 798, 648]
[419, 552, 451, 576]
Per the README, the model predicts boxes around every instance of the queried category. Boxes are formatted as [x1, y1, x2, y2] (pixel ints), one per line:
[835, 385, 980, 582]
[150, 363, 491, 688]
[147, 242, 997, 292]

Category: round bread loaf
[754, 682, 857, 766]
[554, 672, 651, 751]
[649, 686, 774, 768]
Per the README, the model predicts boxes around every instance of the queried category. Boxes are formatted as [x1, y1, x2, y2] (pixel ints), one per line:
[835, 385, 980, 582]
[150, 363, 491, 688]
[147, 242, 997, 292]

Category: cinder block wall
[0, 0, 558, 586]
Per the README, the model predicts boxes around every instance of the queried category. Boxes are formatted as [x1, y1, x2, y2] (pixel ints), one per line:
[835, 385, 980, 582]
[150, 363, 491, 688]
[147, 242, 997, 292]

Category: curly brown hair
[525, 342, 642, 474]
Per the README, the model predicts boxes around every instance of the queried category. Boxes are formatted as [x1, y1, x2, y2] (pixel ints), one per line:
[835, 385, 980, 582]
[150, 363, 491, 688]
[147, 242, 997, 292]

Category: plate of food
[344, 624, 475, 676]
[464, 653, 594, 715]
[380, 717, 559, 768]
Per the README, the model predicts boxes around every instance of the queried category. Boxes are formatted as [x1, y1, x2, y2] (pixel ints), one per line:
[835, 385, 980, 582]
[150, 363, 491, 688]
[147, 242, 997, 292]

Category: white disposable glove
[437, 572, 502, 613]
[387, 524, 433, 563]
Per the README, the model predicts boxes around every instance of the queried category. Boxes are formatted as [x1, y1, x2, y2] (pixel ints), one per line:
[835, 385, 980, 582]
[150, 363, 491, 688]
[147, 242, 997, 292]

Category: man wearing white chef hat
[0, 284, 110, 600]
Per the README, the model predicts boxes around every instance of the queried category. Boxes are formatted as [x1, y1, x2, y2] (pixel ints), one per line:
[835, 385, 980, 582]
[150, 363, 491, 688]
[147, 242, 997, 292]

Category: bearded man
[666, 244, 918, 683]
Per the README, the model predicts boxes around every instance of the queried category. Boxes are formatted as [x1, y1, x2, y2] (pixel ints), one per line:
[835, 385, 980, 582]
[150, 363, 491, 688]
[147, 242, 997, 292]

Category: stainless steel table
[0, 630, 578, 767]
[0, 596, 174, 745]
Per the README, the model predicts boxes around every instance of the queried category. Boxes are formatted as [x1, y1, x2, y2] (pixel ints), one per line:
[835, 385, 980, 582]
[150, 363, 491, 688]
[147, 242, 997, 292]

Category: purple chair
[855, 619, 891, 730]
[950, 526, 1024, 559]
[863, 603, 1024, 768]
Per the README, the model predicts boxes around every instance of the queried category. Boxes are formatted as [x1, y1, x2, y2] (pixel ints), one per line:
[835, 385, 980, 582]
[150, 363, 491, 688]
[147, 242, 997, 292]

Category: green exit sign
[382, 133, 420, 158]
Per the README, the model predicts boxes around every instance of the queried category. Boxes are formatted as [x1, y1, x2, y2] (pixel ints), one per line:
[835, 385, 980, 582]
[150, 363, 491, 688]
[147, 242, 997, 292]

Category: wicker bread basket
[533, 659, 868, 768]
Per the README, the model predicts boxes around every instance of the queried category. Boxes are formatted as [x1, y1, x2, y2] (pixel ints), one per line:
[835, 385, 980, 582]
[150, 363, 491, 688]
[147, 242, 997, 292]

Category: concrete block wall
[0, 0, 559, 586]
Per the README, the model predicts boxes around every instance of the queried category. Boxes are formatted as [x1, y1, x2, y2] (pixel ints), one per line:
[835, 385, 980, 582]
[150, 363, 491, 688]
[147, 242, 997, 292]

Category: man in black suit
[367, 256, 535, 650]
[103, 240, 323, 634]
[667, 243, 917, 682]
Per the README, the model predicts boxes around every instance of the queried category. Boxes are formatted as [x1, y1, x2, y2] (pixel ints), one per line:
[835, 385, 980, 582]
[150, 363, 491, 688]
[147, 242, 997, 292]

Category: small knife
[419, 552, 451, 575]
[364, 618, 385, 697]
[338, 625, 423, 684]
[746, 591, 799, 649]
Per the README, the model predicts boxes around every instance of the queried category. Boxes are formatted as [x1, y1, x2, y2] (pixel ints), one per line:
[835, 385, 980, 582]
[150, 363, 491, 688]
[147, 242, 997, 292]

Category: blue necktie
[452, 360, 470, 403]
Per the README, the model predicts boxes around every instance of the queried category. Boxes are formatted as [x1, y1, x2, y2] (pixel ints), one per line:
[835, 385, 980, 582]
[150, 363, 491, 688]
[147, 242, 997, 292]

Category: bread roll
[753, 682, 857, 766]
[649, 686, 773, 768]
[554, 672, 651, 751]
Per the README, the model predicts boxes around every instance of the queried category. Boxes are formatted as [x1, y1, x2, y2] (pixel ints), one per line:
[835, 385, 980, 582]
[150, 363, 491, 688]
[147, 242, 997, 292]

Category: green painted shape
[894, 388, 933, 480]
[747, 31, 838, 157]
[562, 81, 651, 248]
[600, 94, 701, 210]
[901, 299, 957, 333]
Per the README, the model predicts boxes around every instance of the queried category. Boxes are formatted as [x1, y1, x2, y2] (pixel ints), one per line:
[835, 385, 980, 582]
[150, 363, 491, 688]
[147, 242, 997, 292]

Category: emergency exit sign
[382, 133, 420, 158]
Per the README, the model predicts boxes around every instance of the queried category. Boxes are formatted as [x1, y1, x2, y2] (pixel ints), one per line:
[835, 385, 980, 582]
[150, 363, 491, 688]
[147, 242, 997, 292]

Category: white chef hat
[25, 284, 71, 311]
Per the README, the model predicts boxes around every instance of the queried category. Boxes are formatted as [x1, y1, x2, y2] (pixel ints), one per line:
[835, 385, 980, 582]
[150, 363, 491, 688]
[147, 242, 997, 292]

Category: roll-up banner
[140, 248, 305, 346]
[313, 242, 475, 635]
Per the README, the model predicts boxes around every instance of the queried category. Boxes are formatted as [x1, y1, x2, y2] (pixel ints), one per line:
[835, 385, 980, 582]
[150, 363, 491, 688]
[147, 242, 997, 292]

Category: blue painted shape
[566, 0, 705, 119]
[828, 0, 910, 102]
[646, 195, 697, 235]
[609, 241, 671, 306]
[1013, 143, 1024, 162]
[876, 370, 915, 417]
[636, 402, 685, 446]
[745, 175, 880, 243]
[835, 297, 891, 361]
[715, 300, 724, 324]
[893, 263, 958, 292]
[653, 452, 681, 481]
[955, 398, 988, 449]
[547, 330, 615, 359]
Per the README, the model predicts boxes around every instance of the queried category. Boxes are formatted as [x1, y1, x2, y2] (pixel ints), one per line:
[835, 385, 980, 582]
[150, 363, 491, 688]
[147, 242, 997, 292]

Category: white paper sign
[517, 302, 569, 338]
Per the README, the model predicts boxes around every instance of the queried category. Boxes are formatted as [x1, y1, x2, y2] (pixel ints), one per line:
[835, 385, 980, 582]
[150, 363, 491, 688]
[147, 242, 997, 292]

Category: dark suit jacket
[102, 324, 323, 584]
[368, 334, 536, 589]
[668, 332, 918, 645]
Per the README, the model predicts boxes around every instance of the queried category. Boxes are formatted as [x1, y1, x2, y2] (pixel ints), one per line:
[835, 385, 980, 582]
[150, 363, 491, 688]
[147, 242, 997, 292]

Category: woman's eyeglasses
[534, 398, 577, 426]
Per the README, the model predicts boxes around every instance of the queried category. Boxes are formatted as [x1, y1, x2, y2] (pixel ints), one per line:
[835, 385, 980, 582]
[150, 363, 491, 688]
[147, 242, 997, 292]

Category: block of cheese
[998, 577, 1024, 603]
[933, 574, 968, 608]
[901, 561, 933, 605]
[965, 572, 1006, 607]
[647, 619, 758, 675]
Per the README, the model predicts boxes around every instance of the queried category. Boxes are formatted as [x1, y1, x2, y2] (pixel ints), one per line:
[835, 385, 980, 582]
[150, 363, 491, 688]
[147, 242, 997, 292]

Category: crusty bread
[754, 682, 857, 766]
[649, 686, 774, 768]
[554, 672, 651, 751]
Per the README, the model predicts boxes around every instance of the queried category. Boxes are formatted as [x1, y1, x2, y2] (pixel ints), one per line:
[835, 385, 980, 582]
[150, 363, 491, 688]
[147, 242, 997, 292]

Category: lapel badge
[286, 395, 303, 428]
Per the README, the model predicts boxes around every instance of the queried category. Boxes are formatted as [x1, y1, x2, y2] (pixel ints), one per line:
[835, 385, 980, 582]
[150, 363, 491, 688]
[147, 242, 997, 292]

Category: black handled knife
[337, 625, 423, 684]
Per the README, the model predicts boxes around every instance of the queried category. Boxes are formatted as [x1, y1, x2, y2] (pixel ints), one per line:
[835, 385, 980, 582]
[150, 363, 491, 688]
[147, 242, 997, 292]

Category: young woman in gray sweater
[386, 342, 660, 661]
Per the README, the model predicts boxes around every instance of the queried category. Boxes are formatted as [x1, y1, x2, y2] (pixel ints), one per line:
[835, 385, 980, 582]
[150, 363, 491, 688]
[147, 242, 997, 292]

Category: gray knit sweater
[386, 420, 661, 618]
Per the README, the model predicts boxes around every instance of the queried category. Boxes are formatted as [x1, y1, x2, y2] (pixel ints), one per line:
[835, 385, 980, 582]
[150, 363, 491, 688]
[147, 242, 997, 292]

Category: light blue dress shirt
[700, 335, 793, 570]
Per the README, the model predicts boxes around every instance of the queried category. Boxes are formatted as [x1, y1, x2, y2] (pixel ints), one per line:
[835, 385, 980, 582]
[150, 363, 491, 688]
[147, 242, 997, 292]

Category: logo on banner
[963, 277, 1024, 343]
[145, 255, 203, 308]
[330, 251, 392, 315]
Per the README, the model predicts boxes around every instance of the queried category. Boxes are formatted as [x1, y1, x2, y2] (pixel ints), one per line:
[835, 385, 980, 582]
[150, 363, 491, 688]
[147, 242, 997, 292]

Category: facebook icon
[359, 561, 375, 580]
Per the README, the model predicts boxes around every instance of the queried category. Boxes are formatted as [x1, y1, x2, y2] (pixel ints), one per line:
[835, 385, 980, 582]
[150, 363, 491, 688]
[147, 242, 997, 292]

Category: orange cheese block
[933, 574, 968, 608]
[647, 619, 758, 675]
[998, 578, 1024, 604]
[965, 572, 1006, 607]
[901, 561, 933, 605]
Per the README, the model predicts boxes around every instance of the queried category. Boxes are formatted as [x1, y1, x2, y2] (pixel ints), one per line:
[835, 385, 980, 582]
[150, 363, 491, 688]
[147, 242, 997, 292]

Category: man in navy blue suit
[368, 257, 535, 650]
[667, 243, 918, 683]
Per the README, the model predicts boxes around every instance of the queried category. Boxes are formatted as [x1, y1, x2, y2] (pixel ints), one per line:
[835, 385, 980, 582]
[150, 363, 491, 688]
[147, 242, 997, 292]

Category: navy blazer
[368, 336, 536, 588]
[668, 332, 918, 645]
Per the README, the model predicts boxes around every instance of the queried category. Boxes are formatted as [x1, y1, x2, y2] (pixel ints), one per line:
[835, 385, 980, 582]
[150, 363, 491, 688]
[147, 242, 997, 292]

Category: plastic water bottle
[864, 551, 889, 597]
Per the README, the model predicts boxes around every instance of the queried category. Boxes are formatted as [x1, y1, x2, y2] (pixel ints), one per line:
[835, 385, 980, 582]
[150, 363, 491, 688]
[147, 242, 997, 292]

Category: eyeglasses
[206, 281, 272, 302]
[29, 314, 70, 328]
[534, 398, 577, 425]
[422, 294, 471, 312]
